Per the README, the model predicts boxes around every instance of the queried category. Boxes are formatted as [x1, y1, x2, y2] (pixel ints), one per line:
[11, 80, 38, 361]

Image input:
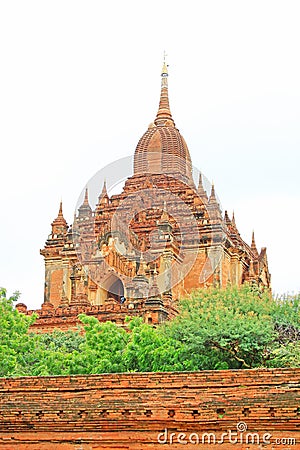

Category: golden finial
[155, 51, 174, 126]
[58, 199, 63, 216]
[161, 50, 168, 77]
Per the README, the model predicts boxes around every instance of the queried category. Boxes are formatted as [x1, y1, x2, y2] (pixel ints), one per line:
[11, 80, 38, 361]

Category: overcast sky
[1, 0, 299, 309]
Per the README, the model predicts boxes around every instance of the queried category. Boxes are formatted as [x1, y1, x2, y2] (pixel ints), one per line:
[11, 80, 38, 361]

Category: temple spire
[55, 201, 66, 222]
[83, 187, 89, 205]
[224, 210, 231, 225]
[96, 180, 110, 209]
[198, 173, 208, 204]
[154, 55, 175, 127]
[232, 211, 236, 227]
[58, 200, 63, 216]
[51, 200, 68, 235]
[209, 183, 218, 204]
[101, 180, 107, 196]
[208, 182, 222, 221]
[198, 173, 203, 189]
[251, 231, 259, 257]
[78, 187, 92, 217]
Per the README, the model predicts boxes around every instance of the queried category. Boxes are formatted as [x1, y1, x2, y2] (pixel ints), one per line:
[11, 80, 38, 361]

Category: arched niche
[102, 274, 125, 302]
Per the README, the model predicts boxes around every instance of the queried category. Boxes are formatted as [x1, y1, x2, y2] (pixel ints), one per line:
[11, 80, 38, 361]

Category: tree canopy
[1, 284, 300, 377]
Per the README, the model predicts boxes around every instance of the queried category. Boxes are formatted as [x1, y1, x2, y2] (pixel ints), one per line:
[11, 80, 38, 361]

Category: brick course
[0, 368, 299, 449]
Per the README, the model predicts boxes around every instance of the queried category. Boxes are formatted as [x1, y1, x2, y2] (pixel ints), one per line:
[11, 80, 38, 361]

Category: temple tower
[37, 60, 271, 331]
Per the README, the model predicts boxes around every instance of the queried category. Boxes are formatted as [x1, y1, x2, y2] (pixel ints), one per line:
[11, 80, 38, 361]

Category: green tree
[2, 285, 300, 376]
[31, 329, 85, 376]
[121, 317, 189, 372]
[267, 293, 300, 367]
[0, 288, 37, 376]
[74, 315, 130, 374]
[164, 285, 277, 369]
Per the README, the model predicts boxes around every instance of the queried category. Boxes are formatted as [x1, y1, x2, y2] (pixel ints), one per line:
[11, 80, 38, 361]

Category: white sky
[1, 0, 299, 309]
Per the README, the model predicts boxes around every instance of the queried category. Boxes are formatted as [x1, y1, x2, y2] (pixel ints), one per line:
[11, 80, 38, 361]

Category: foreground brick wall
[0, 368, 300, 449]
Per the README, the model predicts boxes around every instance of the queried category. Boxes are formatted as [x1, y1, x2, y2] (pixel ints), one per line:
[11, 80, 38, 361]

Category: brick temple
[17, 62, 271, 331]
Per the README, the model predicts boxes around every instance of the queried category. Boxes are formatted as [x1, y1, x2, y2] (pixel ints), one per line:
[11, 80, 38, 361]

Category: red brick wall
[0, 368, 300, 449]
[50, 268, 64, 307]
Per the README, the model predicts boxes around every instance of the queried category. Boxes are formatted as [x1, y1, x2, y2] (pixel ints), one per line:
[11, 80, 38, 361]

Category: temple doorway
[103, 274, 124, 302]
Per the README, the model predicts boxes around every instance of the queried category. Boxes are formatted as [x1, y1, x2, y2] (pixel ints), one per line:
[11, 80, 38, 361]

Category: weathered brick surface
[17, 298, 178, 333]
[0, 368, 299, 449]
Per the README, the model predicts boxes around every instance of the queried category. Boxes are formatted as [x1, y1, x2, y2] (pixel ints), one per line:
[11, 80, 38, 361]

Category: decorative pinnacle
[251, 230, 258, 256]
[52, 200, 67, 229]
[154, 53, 175, 127]
[224, 210, 231, 224]
[96, 180, 109, 209]
[83, 187, 89, 205]
[161, 50, 168, 77]
[197, 173, 208, 203]
[78, 187, 92, 217]
[58, 200, 63, 216]
[198, 173, 203, 188]
[209, 182, 217, 204]
[232, 211, 236, 227]
[101, 180, 107, 196]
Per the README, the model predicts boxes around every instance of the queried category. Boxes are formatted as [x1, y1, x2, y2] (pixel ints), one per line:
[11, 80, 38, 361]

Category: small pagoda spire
[101, 180, 107, 196]
[232, 211, 236, 227]
[78, 187, 92, 217]
[54, 201, 66, 223]
[208, 182, 218, 204]
[198, 173, 203, 190]
[251, 230, 259, 257]
[97, 180, 109, 207]
[198, 173, 208, 203]
[207, 182, 222, 222]
[58, 200, 63, 215]
[224, 210, 231, 225]
[83, 187, 89, 205]
[51, 200, 68, 235]
[154, 53, 175, 127]
[228, 210, 240, 238]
